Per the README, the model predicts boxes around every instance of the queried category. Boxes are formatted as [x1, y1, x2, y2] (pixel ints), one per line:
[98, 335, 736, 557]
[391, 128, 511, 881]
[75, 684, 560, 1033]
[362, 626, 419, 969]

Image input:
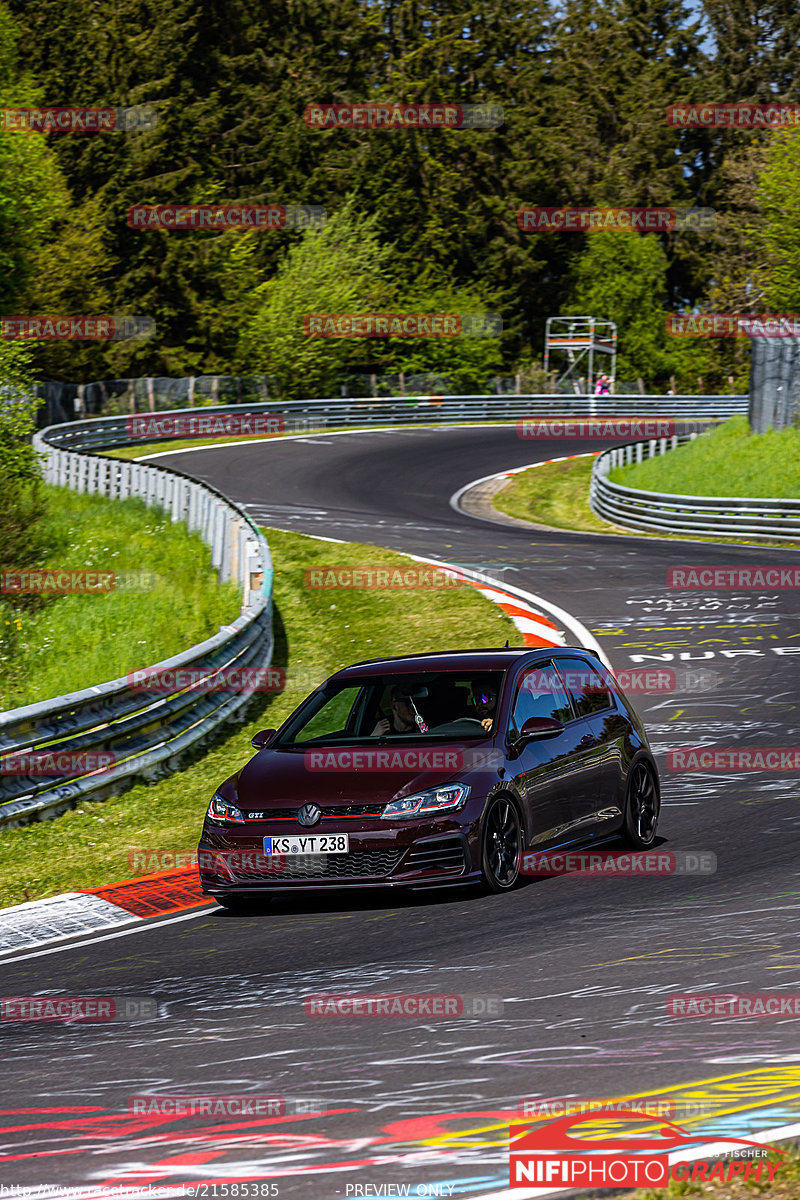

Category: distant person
[595, 374, 610, 396]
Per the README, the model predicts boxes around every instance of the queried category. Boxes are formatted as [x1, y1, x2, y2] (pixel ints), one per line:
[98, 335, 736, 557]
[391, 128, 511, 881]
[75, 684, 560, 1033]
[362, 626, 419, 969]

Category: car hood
[235, 742, 497, 809]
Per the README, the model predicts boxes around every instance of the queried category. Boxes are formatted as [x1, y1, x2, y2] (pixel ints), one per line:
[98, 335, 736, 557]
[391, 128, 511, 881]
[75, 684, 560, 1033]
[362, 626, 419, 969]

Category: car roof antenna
[504, 639, 509, 648]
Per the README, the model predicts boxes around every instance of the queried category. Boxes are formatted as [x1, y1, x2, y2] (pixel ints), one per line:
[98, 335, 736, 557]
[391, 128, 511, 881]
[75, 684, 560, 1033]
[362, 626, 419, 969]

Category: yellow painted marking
[411, 1068, 800, 1152]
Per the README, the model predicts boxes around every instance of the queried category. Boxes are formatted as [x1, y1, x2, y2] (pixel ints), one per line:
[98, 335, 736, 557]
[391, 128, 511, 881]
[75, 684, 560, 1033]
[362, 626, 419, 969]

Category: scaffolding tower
[544, 316, 617, 394]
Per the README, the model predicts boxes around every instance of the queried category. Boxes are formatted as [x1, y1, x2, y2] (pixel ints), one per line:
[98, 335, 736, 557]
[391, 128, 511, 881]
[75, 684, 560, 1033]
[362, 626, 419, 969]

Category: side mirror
[251, 728, 276, 749]
[517, 716, 564, 743]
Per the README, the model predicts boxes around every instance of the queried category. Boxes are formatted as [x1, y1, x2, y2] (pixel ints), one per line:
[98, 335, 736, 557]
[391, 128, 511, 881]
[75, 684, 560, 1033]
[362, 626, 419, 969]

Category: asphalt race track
[3, 425, 800, 1199]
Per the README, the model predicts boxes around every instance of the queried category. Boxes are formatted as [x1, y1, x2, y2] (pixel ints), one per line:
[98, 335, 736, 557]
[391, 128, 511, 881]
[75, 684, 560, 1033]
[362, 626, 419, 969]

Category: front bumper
[198, 820, 479, 892]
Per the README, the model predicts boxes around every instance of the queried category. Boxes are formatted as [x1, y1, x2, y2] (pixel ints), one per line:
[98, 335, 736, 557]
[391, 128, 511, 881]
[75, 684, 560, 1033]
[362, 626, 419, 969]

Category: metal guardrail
[35, 377, 750, 427]
[39, 393, 748, 440]
[0, 427, 274, 828]
[590, 436, 800, 540]
[0, 394, 753, 827]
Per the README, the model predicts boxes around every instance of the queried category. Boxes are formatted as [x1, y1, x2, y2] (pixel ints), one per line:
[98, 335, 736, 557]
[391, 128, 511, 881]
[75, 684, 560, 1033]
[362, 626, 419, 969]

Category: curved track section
[3, 425, 800, 1198]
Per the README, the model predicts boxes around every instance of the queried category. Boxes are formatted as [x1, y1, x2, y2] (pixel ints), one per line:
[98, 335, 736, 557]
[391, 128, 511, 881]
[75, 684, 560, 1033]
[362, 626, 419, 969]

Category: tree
[562, 230, 711, 389]
[239, 201, 396, 397]
[757, 128, 800, 310]
[0, 342, 45, 570]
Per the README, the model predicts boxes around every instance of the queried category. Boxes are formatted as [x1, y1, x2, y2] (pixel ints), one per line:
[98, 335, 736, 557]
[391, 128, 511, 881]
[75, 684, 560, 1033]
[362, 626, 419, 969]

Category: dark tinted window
[555, 657, 614, 717]
[279, 671, 504, 744]
[510, 663, 572, 736]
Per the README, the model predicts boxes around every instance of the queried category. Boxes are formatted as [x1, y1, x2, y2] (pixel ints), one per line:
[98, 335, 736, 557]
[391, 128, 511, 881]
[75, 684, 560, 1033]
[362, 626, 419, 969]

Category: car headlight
[207, 792, 246, 824]
[381, 783, 470, 820]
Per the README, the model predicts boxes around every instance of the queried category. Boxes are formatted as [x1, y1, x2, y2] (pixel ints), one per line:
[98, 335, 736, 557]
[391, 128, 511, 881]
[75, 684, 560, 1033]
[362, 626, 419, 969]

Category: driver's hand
[372, 718, 390, 736]
[481, 717, 493, 731]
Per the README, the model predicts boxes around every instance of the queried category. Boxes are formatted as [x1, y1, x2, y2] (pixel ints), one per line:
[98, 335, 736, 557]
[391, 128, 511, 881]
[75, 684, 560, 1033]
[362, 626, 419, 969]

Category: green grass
[0, 527, 518, 909]
[492, 449, 799, 547]
[492, 454, 615, 533]
[0, 486, 240, 710]
[610, 416, 800, 498]
[633, 1142, 799, 1200]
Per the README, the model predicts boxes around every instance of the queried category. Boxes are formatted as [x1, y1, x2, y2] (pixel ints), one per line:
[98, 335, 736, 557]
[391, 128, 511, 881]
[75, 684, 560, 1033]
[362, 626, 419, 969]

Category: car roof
[331, 646, 600, 681]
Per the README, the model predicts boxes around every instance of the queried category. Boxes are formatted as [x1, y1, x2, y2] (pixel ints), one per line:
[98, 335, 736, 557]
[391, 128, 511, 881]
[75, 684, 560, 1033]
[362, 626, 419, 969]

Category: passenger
[371, 688, 423, 735]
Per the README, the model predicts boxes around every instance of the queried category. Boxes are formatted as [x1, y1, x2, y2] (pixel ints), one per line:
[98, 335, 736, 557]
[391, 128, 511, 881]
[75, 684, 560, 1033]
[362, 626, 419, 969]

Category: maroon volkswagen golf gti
[198, 647, 660, 907]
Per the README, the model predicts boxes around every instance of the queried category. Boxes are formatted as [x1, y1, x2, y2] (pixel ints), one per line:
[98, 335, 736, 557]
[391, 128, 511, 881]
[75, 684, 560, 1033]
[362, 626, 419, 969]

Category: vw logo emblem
[298, 803, 321, 827]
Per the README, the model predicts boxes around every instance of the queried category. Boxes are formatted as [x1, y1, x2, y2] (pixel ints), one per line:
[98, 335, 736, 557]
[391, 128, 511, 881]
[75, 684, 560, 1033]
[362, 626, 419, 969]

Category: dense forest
[2, 0, 800, 395]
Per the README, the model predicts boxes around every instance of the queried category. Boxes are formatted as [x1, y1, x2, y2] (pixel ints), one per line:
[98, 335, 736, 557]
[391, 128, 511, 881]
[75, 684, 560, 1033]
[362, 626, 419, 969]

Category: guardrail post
[219, 511, 232, 582]
[210, 502, 223, 571]
[245, 541, 263, 610]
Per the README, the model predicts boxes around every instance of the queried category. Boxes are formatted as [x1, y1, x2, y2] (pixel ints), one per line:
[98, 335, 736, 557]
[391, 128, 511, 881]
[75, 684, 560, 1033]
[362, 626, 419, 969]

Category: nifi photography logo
[508, 1108, 784, 1188]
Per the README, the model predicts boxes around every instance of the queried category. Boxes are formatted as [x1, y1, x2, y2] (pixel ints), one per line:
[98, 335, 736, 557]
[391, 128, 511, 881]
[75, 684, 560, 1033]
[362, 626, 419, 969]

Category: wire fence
[32, 374, 747, 427]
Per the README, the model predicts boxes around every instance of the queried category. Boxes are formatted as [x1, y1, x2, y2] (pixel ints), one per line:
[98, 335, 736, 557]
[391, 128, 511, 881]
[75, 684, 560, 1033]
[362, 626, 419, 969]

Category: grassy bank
[634, 1143, 798, 1200]
[492, 455, 614, 533]
[492, 449, 799, 546]
[610, 416, 800, 498]
[0, 527, 518, 908]
[0, 486, 240, 710]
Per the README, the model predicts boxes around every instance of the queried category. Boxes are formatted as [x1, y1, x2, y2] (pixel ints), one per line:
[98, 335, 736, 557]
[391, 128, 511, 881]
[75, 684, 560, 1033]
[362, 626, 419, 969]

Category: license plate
[263, 834, 349, 856]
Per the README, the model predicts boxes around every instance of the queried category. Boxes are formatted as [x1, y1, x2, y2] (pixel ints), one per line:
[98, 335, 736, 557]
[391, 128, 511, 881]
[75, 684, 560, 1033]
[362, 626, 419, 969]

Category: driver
[371, 687, 427, 735]
[470, 681, 498, 732]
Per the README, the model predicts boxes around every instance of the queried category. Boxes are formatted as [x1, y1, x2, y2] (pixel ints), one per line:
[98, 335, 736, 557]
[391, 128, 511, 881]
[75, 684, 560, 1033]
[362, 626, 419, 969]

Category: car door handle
[579, 734, 595, 747]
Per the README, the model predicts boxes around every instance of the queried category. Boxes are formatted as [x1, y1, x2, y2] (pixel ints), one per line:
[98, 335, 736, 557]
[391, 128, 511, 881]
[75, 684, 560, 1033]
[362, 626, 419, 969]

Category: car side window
[555, 657, 615, 717]
[509, 663, 572, 737]
[291, 687, 364, 742]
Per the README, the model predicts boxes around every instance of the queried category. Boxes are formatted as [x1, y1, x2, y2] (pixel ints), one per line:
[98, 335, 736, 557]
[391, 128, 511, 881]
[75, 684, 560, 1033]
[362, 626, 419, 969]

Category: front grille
[404, 837, 467, 874]
[244, 804, 385, 821]
[231, 849, 403, 882]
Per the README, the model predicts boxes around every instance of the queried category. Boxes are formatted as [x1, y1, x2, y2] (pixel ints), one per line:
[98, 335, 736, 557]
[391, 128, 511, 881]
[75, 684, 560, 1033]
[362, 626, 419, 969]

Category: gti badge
[297, 804, 321, 827]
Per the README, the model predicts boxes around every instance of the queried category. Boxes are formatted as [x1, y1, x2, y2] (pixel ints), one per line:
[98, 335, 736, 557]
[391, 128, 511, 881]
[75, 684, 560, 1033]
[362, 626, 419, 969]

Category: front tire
[621, 760, 660, 848]
[481, 795, 522, 892]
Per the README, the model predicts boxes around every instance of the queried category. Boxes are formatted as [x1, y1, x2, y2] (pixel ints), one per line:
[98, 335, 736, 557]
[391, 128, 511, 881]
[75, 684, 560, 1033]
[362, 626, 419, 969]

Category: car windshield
[276, 671, 505, 746]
